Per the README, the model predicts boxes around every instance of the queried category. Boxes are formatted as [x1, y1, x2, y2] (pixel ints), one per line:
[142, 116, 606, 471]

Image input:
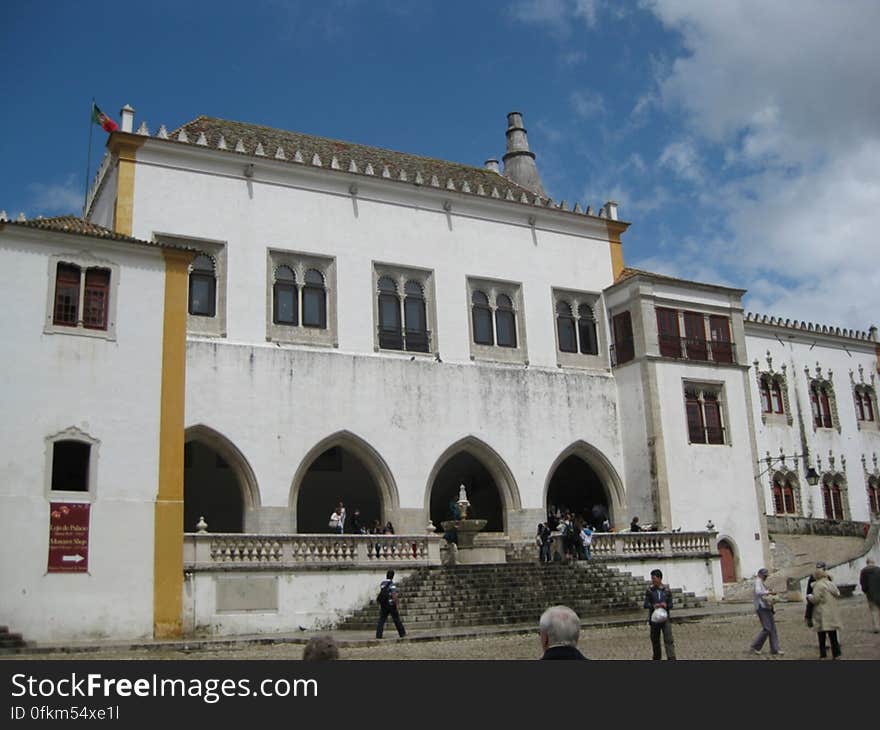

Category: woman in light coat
[807, 568, 843, 659]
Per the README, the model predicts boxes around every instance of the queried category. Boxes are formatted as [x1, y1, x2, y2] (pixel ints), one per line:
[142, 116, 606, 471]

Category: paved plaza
[6, 598, 880, 661]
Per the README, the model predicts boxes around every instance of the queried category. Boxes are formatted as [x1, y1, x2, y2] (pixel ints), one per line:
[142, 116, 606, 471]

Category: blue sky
[2, 1, 878, 330]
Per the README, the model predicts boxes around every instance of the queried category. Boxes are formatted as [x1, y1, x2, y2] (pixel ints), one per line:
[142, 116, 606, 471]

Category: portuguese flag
[91, 103, 118, 133]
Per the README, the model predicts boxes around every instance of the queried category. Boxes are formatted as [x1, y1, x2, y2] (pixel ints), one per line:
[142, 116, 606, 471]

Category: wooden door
[718, 540, 736, 583]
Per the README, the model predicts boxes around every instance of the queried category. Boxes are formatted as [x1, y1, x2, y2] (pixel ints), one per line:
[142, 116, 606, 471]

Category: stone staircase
[336, 562, 706, 631]
[0, 625, 27, 654]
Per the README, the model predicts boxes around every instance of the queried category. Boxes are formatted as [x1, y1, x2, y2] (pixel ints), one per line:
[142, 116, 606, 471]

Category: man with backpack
[375, 569, 406, 639]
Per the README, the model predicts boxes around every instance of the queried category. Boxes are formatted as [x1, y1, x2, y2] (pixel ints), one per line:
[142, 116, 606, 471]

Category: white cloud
[27, 174, 82, 216]
[510, 0, 603, 32]
[658, 139, 702, 182]
[642, 0, 880, 329]
[570, 89, 606, 119]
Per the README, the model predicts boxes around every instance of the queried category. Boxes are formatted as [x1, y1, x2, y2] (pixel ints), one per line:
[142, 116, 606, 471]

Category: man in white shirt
[749, 568, 784, 656]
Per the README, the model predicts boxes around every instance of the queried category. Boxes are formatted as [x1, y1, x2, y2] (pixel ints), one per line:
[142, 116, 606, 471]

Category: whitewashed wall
[746, 324, 879, 522]
[0, 230, 166, 641]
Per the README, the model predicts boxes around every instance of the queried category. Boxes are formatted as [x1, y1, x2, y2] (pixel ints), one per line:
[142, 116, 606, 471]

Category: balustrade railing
[185, 533, 442, 569]
[548, 530, 716, 560]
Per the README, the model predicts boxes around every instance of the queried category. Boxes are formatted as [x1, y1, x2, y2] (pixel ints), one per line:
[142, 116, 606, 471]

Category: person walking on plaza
[859, 558, 880, 633]
[804, 560, 826, 627]
[375, 569, 406, 639]
[750, 568, 783, 656]
[808, 567, 843, 659]
[644, 569, 676, 660]
[538, 605, 588, 660]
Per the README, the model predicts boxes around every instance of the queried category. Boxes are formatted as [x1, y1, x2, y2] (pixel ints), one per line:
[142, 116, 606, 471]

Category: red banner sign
[47, 502, 90, 573]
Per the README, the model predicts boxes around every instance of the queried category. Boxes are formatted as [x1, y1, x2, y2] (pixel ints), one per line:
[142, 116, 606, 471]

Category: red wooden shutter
[686, 394, 705, 443]
[709, 316, 733, 363]
[704, 394, 724, 444]
[683, 312, 708, 360]
[613, 311, 634, 364]
[83, 268, 110, 330]
[760, 378, 773, 413]
[656, 308, 681, 358]
[772, 381, 784, 413]
[54, 263, 80, 325]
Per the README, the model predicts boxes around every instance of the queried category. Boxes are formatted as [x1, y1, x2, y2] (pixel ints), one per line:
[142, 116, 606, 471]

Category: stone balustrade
[591, 530, 715, 557]
[184, 533, 443, 570]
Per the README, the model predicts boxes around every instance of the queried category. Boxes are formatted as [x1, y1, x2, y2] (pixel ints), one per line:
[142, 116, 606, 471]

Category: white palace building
[1, 107, 878, 642]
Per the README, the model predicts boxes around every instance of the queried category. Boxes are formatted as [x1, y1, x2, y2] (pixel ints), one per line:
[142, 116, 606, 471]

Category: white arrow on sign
[61, 554, 85, 563]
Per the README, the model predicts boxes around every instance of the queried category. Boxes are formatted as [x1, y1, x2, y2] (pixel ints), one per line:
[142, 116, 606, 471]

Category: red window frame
[53, 263, 81, 326]
[703, 394, 724, 444]
[612, 311, 634, 365]
[686, 393, 705, 443]
[683, 311, 708, 361]
[82, 268, 110, 330]
[709, 315, 733, 363]
[771, 381, 785, 414]
[656, 307, 681, 358]
[760, 377, 773, 413]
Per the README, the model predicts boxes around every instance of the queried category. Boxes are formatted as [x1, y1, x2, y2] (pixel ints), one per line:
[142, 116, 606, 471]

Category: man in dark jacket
[375, 569, 406, 639]
[539, 605, 588, 660]
[644, 569, 676, 660]
[860, 558, 880, 633]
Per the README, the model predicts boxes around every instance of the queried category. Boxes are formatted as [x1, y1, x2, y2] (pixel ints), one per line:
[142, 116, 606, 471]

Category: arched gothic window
[810, 380, 835, 429]
[868, 476, 880, 516]
[556, 301, 577, 353]
[495, 294, 517, 348]
[471, 290, 494, 346]
[822, 475, 846, 520]
[189, 253, 216, 317]
[378, 276, 403, 350]
[403, 281, 429, 352]
[376, 275, 431, 352]
[771, 472, 799, 515]
[302, 269, 327, 328]
[577, 304, 598, 355]
[273, 265, 298, 325]
[854, 386, 876, 423]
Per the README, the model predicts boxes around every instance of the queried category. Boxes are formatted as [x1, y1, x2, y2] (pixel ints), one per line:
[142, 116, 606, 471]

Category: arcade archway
[543, 442, 624, 529]
[291, 431, 399, 534]
[426, 437, 520, 534]
[184, 426, 259, 533]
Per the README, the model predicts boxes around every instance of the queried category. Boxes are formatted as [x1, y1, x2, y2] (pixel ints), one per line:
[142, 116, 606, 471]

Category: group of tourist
[537, 506, 606, 563]
[328, 500, 394, 536]
[750, 557, 880, 659]
[301, 558, 880, 660]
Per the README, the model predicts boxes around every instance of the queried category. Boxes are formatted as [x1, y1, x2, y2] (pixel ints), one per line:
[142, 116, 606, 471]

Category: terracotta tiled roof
[613, 266, 745, 293]
[0, 216, 196, 252]
[169, 115, 553, 206]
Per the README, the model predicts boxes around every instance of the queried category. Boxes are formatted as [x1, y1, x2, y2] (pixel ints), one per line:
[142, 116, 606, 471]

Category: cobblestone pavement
[8, 600, 880, 661]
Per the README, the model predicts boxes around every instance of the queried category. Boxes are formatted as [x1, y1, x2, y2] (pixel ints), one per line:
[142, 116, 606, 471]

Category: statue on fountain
[440, 484, 487, 550]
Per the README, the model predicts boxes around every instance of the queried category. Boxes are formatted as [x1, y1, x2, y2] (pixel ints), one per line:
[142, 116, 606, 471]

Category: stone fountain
[439, 485, 505, 564]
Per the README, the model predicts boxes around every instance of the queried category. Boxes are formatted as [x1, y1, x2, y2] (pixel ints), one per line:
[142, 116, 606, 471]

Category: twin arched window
[471, 290, 517, 348]
[771, 473, 798, 515]
[822, 475, 846, 520]
[378, 277, 429, 352]
[273, 266, 326, 328]
[810, 380, 834, 429]
[854, 386, 876, 422]
[556, 301, 598, 355]
[759, 374, 785, 415]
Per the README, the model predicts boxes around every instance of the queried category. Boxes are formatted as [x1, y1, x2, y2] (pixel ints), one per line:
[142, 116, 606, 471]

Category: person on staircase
[375, 569, 406, 640]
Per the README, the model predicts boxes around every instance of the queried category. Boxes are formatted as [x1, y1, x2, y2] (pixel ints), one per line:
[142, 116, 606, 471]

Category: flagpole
[82, 97, 95, 217]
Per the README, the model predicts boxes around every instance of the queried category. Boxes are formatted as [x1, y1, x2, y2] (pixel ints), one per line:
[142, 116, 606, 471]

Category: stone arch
[184, 424, 260, 533]
[424, 436, 521, 533]
[289, 430, 399, 533]
[717, 535, 740, 583]
[542, 441, 625, 527]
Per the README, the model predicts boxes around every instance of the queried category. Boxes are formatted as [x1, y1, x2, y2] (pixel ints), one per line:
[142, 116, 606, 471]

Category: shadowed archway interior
[184, 441, 244, 533]
[296, 447, 382, 533]
[430, 452, 504, 532]
[546, 455, 609, 527]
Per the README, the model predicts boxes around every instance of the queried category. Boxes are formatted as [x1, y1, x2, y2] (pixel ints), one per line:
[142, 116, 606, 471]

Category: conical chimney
[501, 112, 546, 197]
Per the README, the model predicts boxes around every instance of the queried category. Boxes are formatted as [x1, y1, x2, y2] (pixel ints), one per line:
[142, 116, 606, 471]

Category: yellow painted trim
[107, 134, 145, 237]
[153, 249, 192, 639]
[606, 221, 626, 281]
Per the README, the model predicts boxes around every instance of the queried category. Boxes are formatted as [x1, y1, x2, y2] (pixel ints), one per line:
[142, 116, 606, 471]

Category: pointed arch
[542, 440, 625, 524]
[288, 429, 400, 517]
[184, 424, 260, 511]
[423, 436, 521, 532]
